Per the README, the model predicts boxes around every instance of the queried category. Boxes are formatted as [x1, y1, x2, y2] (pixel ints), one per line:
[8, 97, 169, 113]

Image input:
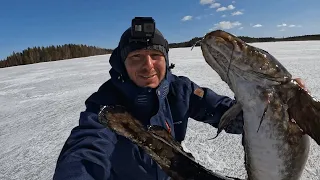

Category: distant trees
[169, 37, 203, 48]
[0, 44, 113, 68]
[168, 34, 320, 48]
[1, 33, 320, 69]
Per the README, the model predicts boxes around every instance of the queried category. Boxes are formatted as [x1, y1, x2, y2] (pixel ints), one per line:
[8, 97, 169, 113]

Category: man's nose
[142, 55, 154, 69]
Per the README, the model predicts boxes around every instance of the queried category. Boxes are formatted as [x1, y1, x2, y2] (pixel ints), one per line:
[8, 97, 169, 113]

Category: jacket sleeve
[188, 79, 243, 135]
[53, 110, 118, 180]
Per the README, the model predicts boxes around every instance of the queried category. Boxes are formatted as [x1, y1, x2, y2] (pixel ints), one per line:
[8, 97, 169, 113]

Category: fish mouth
[200, 30, 292, 86]
[200, 30, 246, 90]
[203, 30, 248, 57]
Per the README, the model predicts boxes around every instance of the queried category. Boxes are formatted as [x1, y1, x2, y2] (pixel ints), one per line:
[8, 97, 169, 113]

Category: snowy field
[1, 40, 320, 180]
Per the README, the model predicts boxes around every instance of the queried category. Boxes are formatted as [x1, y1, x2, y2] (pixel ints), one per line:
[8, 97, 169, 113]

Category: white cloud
[231, 11, 243, 16]
[228, 5, 235, 10]
[289, 24, 302, 28]
[217, 7, 227, 11]
[276, 23, 302, 30]
[181, 16, 192, 21]
[277, 23, 287, 27]
[200, 0, 214, 5]
[217, 5, 235, 12]
[253, 24, 262, 27]
[232, 1, 236, 3]
[221, 14, 226, 18]
[195, 14, 212, 20]
[214, 21, 242, 29]
[210, 3, 221, 8]
[239, 27, 243, 30]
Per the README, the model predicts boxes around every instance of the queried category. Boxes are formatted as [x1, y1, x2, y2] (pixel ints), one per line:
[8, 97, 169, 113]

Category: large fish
[200, 30, 320, 180]
[98, 105, 241, 180]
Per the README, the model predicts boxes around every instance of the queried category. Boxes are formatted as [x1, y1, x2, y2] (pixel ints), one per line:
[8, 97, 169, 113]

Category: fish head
[200, 30, 292, 91]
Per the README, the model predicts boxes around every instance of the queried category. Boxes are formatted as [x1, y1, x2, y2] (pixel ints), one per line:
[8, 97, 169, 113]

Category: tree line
[1, 33, 320, 69]
[0, 44, 112, 68]
[168, 34, 320, 48]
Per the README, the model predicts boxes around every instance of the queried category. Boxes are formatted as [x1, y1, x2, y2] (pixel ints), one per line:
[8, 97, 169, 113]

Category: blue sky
[1, 0, 320, 60]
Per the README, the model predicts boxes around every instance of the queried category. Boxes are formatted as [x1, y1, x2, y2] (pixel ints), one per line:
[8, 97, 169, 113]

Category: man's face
[124, 49, 166, 88]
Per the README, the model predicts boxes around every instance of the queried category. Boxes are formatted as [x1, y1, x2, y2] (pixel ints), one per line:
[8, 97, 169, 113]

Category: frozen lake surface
[1, 40, 320, 179]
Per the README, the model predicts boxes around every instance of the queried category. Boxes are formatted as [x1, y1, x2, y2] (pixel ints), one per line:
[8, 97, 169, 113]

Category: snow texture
[0, 41, 320, 180]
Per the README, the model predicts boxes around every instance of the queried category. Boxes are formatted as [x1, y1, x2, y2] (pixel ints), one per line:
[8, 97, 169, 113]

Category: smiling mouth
[141, 74, 156, 79]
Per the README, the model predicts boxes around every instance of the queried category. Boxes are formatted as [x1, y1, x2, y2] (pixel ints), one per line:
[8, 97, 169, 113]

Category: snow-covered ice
[0, 40, 320, 180]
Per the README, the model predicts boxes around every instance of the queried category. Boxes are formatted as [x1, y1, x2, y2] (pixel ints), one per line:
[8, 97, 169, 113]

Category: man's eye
[128, 55, 142, 61]
[131, 54, 141, 58]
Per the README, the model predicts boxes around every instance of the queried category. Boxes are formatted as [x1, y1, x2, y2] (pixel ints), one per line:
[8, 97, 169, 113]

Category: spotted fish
[200, 30, 320, 180]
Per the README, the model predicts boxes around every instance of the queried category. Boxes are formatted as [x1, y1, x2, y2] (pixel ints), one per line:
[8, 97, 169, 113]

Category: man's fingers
[295, 78, 305, 88]
[294, 78, 310, 93]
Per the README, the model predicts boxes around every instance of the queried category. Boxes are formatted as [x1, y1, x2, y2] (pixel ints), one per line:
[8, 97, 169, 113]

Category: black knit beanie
[118, 27, 169, 66]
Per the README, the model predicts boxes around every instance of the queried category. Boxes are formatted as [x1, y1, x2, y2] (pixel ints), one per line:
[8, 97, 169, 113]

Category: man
[53, 18, 306, 180]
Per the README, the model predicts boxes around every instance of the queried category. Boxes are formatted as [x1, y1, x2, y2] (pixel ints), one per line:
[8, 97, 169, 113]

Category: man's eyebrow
[151, 52, 163, 55]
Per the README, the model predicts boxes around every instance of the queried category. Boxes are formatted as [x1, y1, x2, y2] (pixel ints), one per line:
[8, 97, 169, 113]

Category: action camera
[131, 17, 155, 40]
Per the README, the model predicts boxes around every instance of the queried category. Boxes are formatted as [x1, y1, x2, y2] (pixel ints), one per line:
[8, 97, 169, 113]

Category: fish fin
[208, 103, 242, 140]
[287, 82, 320, 145]
[256, 89, 273, 133]
[257, 102, 269, 133]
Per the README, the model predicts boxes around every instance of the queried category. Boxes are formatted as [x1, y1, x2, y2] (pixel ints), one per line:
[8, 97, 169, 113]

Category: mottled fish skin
[200, 30, 320, 145]
[278, 80, 320, 146]
[98, 105, 239, 180]
[200, 30, 313, 180]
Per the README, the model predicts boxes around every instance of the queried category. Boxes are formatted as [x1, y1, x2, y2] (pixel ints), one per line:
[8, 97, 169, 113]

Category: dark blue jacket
[53, 47, 244, 180]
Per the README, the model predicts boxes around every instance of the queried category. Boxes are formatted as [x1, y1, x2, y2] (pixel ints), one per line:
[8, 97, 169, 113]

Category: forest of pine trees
[168, 34, 320, 48]
[0, 44, 113, 68]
